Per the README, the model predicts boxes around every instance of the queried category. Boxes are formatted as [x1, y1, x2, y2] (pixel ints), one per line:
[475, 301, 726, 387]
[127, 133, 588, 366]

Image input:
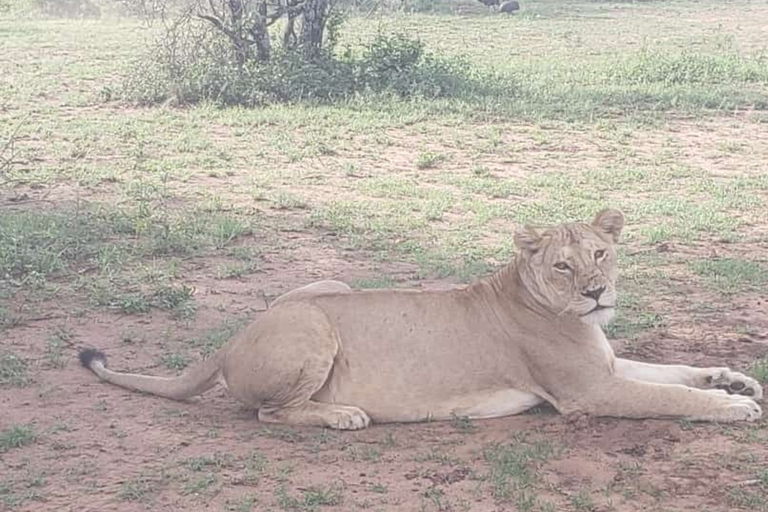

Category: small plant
[0, 351, 30, 387]
[45, 328, 73, 369]
[483, 436, 557, 508]
[118, 475, 155, 502]
[161, 353, 191, 372]
[749, 356, 768, 384]
[416, 150, 446, 169]
[0, 424, 37, 452]
[450, 413, 477, 433]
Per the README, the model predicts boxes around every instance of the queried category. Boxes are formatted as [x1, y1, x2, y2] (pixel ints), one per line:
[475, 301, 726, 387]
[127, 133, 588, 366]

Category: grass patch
[727, 471, 768, 511]
[0, 351, 30, 387]
[45, 328, 72, 369]
[275, 485, 343, 510]
[189, 318, 248, 356]
[608, 46, 768, 86]
[748, 357, 768, 384]
[450, 414, 477, 434]
[689, 258, 768, 295]
[0, 424, 37, 452]
[118, 475, 157, 502]
[161, 353, 191, 372]
[483, 435, 558, 510]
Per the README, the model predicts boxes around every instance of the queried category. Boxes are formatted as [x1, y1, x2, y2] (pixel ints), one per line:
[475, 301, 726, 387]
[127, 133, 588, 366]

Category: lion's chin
[579, 307, 615, 326]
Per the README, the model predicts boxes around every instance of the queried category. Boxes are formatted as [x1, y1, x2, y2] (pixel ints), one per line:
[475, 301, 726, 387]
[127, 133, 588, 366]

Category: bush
[124, 29, 508, 106]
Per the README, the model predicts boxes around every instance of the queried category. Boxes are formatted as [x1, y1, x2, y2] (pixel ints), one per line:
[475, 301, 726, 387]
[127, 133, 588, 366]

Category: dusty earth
[2, 226, 767, 512]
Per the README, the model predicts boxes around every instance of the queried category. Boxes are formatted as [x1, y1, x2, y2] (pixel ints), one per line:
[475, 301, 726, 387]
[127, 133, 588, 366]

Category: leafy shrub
[124, 27, 511, 106]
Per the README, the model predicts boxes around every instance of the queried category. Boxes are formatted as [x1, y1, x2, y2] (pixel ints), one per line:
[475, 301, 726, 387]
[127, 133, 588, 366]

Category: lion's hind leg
[259, 402, 370, 430]
[222, 302, 370, 430]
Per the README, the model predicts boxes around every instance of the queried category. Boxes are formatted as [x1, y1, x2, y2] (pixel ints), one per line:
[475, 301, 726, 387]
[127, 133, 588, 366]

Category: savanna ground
[2, 0, 768, 510]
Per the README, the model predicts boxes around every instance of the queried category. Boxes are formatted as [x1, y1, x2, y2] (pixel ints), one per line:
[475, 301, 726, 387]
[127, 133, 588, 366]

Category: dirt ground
[3, 2, 768, 510]
[2, 229, 767, 512]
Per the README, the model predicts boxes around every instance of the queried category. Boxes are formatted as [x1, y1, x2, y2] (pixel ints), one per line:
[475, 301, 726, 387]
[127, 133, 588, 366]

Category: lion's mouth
[582, 304, 614, 316]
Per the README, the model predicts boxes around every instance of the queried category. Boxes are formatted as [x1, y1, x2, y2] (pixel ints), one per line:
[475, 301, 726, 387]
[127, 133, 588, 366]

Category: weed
[161, 353, 191, 372]
[450, 414, 477, 434]
[414, 449, 461, 466]
[118, 475, 156, 502]
[0, 351, 30, 387]
[276, 484, 343, 510]
[183, 453, 232, 472]
[182, 474, 217, 495]
[416, 150, 446, 170]
[423, 487, 451, 511]
[570, 490, 597, 511]
[344, 445, 382, 463]
[483, 436, 556, 509]
[45, 328, 73, 369]
[749, 357, 768, 384]
[0, 424, 37, 452]
[259, 427, 305, 443]
[367, 483, 387, 494]
[226, 495, 258, 511]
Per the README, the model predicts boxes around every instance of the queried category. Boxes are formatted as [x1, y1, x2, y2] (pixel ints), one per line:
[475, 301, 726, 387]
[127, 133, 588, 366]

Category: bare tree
[136, 0, 338, 64]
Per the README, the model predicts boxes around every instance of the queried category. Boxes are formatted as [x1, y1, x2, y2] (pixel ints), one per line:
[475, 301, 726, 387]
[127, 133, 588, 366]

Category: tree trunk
[254, 0, 271, 62]
[300, 0, 328, 60]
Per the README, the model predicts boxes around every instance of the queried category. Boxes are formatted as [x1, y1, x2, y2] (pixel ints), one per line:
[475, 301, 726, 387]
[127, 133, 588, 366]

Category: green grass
[189, 318, 248, 357]
[161, 353, 191, 372]
[118, 475, 157, 502]
[689, 258, 768, 295]
[0, 424, 37, 452]
[0, 351, 30, 387]
[749, 357, 768, 384]
[275, 485, 343, 510]
[483, 436, 558, 509]
[2, 2, 768, 510]
[45, 328, 72, 369]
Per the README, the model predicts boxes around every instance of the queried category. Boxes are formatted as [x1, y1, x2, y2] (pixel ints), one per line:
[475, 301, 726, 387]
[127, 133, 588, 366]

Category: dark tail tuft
[79, 348, 107, 369]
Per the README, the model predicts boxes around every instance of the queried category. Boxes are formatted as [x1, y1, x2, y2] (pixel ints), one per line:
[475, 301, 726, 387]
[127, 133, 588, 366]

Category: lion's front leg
[614, 358, 763, 400]
[561, 378, 762, 423]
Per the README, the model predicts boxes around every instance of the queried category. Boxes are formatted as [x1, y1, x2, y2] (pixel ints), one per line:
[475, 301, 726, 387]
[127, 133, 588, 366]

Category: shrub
[124, 29, 508, 106]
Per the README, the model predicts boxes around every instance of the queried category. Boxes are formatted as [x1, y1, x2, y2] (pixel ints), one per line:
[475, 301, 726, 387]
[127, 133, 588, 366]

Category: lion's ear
[514, 225, 542, 253]
[592, 208, 625, 243]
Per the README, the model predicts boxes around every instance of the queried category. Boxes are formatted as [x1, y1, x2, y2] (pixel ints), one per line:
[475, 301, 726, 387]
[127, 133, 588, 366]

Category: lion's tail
[78, 348, 223, 401]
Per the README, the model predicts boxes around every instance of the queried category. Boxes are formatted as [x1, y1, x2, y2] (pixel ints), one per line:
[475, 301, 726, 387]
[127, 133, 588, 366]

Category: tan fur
[81, 209, 763, 429]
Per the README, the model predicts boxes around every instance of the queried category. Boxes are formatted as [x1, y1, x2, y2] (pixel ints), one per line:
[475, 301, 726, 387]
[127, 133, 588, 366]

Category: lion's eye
[595, 249, 606, 260]
[554, 262, 570, 271]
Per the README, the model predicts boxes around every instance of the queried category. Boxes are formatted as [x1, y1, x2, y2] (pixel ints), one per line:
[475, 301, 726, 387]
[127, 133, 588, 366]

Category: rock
[500, 0, 520, 13]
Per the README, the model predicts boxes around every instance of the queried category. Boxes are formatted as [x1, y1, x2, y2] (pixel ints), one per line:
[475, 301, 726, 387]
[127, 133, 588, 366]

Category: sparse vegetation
[483, 436, 557, 509]
[2, 0, 768, 510]
[0, 424, 37, 452]
[275, 484, 343, 510]
[0, 351, 30, 387]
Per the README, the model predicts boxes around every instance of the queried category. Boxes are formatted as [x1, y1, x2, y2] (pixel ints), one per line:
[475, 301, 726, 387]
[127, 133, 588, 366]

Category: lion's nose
[581, 286, 605, 301]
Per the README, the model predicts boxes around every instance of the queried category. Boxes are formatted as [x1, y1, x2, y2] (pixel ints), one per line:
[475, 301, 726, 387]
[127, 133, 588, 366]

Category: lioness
[79, 208, 763, 429]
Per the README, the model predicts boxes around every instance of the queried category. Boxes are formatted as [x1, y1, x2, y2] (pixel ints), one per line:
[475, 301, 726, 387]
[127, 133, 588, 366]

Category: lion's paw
[702, 393, 762, 423]
[327, 406, 371, 430]
[705, 369, 763, 401]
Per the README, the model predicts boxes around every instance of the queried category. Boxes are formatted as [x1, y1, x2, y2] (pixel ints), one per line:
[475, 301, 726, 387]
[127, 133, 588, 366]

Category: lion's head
[513, 208, 625, 325]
